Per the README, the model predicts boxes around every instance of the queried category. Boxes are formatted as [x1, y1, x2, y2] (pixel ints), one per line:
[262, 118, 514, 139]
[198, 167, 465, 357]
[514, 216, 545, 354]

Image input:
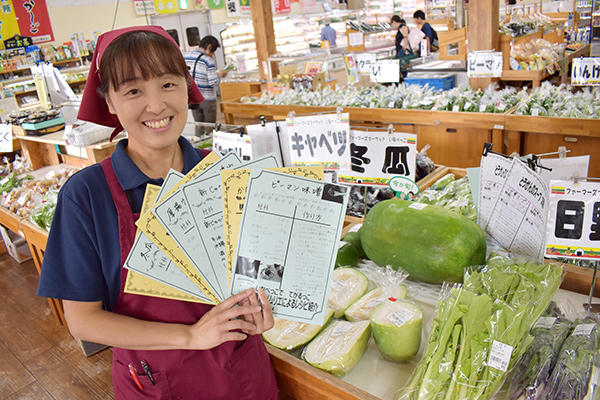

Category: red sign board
[273, 0, 291, 14]
[13, 0, 54, 44]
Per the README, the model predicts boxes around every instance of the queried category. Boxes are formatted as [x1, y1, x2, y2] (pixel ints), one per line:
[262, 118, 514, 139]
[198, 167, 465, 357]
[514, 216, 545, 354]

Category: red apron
[101, 158, 278, 400]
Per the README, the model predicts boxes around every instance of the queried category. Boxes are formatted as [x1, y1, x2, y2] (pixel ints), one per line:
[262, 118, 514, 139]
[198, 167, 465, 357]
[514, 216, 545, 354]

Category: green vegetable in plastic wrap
[0, 172, 33, 195]
[30, 203, 56, 231]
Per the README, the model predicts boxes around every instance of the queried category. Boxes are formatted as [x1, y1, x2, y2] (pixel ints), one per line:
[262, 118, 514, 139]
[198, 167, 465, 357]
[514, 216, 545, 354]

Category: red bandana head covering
[77, 25, 204, 141]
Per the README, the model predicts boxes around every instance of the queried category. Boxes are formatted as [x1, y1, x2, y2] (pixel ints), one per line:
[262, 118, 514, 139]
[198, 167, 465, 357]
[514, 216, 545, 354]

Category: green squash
[360, 199, 486, 284]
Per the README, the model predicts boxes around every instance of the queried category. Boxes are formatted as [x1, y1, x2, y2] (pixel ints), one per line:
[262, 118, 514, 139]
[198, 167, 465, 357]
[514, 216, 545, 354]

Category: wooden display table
[504, 113, 600, 178]
[220, 81, 262, 102]
[16, 130, 123, 170]
[220, 100, 506, 169]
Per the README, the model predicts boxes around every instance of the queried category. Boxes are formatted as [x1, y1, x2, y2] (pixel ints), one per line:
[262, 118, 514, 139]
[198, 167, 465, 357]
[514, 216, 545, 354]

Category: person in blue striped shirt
[183, 35, 228, 136]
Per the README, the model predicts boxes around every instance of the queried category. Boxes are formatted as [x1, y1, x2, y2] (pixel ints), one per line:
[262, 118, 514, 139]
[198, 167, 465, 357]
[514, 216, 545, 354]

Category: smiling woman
[36, 26, 278, 400]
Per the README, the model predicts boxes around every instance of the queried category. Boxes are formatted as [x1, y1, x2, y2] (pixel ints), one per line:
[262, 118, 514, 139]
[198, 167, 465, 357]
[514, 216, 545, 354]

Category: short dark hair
[413, 10, 426, 20]
[98, 30, 190, 96]
[199, 35, 220, 52]
[391, 15, 402, 24]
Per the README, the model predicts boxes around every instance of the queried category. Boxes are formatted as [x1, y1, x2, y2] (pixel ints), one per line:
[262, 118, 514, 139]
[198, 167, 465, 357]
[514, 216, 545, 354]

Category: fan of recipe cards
[123, 151, 349, 325]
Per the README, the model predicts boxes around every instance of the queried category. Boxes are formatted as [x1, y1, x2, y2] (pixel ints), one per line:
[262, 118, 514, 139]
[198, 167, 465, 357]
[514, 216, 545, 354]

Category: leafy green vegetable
[0, 173, 33, 195]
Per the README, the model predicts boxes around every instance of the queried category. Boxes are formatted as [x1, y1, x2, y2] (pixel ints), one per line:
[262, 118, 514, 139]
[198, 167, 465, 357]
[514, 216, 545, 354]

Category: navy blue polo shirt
[37, 137, 205, 311]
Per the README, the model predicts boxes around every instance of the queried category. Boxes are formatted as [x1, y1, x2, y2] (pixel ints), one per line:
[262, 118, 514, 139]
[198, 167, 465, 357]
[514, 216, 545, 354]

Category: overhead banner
[207, 0, 225, 8]
[2, 0, 54, 45]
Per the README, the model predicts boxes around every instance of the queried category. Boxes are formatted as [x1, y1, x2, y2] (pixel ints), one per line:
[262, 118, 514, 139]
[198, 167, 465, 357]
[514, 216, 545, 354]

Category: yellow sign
[153, 0, 179, 13]
[0, 1, 20, 50]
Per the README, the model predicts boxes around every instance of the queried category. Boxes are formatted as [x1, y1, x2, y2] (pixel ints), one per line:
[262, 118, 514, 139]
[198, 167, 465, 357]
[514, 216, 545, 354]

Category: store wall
[47, 1, 146, 46]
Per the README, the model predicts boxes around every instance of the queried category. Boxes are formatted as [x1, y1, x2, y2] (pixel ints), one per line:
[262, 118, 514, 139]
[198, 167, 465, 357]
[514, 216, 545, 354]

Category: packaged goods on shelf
[513, 81, 600, 118]
[414, 173, 477, 221]
[63, 122, 113, 147]
[510, 39, 565, 73]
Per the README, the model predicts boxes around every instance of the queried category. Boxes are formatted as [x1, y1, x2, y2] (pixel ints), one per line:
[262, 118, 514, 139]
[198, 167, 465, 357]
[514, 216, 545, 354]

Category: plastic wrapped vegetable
[544, 314, 600, 400]
[345, 266, 408, 322]
[302, 319, 371, 377]
[262, 308, 334, 351]
[327, 267, 369, 318]
[507, 302, 572, 400]
[371, 297, 422, 362]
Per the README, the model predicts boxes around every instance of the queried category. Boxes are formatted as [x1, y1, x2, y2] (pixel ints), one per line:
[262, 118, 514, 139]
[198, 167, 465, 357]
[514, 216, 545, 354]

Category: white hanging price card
[338, 129, 417, 186]
[545, 180, 600, 260]
[286, 113, 351, 171]
[348, 32, 364, 47]
[0, 124, 13, 153]
[213, 131, 253, 161]
[467, 51, 503, 78]
[354, 53, 376, 76]
[485, 158, 549, 262]
[370, 59, 400, 83]
[478, 152, 512, 231]
[571, 57, 600, 86]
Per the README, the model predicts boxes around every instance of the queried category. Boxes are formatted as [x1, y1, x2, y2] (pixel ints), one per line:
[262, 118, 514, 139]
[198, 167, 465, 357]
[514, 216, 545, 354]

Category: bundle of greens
[544, 314, 600, 400]
[507, 302, 572, 400]
[415, 173, 477, 222]
[400, 260, 563, 400]
[0, 172, 33, 196]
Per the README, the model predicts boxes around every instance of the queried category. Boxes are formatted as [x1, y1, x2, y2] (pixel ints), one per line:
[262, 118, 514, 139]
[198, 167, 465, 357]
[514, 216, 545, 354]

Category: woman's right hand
[185, 288, 262, 350]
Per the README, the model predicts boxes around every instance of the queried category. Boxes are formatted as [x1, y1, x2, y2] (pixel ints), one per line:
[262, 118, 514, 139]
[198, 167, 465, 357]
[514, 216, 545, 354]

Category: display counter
[220, 99, 600, 176]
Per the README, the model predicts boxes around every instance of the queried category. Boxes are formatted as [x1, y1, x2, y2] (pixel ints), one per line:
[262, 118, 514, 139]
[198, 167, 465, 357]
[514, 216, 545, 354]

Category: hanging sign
[13, 0, 54, 43]
[207, 0, 225, 8]
[344, 54, 359, 85]
[0, 2, 20, 48]
[239, 0, 251, 15]
[273, 0, 291, 14]
[213, 131, 252, 161]
[3, 34, 32, 49]
[225, 0, 241, 17]
[467, 51, 503, 78]
[134, 1, 157, 15]
[389, 176, 419, 200]
[0, 124, 13, 153]
[370, 59, 400, 83]
[572, 57, 600, 86]
[286, 112, 351, 171]
[484, 158, 549, 262]
[154, 0, 178, 13]
[338, 129, 417, 186]
[354, 53, 376, 75]
[348, 31, 364, 48]
[545, 180, 600, 260]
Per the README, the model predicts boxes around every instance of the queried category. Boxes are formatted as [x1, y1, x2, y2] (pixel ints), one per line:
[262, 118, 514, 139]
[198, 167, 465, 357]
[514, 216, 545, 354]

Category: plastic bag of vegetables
[506, 302, 572, 400]
[544, 313, 600, 400]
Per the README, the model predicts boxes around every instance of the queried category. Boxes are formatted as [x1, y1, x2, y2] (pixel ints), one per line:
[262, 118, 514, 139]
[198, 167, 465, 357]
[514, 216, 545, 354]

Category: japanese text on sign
[286, 113, 351, 170]
[545, 180, 600, 260]
[572, 57, 600, 86]
[467, 52, 503, 78]
[370, 60, 400, 83]
[338, 129, 417, 186]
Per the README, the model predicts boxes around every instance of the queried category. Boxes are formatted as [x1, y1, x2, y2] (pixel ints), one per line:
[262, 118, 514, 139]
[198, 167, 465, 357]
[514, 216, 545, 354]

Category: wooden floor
[0, 251, 114, 400]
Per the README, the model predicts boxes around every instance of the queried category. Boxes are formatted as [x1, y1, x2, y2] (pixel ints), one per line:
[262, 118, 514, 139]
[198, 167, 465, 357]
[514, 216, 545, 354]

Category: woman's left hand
[238, 288, 274, 335]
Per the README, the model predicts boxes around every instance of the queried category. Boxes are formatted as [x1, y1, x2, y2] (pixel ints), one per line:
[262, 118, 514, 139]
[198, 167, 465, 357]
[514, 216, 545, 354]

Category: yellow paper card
[124, 184, 208, 303]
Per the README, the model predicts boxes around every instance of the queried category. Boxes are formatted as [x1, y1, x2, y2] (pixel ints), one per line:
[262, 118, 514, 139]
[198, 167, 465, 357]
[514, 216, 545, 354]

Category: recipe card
[230, 169, 349, 324]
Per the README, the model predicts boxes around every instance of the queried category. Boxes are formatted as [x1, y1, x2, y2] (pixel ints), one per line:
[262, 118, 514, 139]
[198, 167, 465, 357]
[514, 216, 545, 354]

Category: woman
[391, 15, 412, 58]
[37, 26, 278, 399]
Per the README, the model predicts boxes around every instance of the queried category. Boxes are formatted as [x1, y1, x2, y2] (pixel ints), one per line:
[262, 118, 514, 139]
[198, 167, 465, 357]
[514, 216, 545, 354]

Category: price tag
[572, 324, 596, 336]
[304, 61, 323, 75]
[572, 57, 600, 85]
[387, 308, 415, 327]
[467, 52, 503, 78]
[488, 340, 513, 372]
[533, 317, 557, 329]
[370, 59, 400, 83]
[348, 223, 363, 233]
[332, 322, 353, 337]
[348, 32, 364, 47]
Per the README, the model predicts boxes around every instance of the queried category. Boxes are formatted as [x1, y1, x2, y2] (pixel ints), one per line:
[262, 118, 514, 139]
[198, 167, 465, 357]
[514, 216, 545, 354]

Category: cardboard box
[0, 225, 32, 263]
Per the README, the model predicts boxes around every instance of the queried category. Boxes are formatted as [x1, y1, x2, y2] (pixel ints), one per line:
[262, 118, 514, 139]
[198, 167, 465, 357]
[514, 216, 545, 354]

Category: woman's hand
[238, 288, 274, 336]
[186, 288, 273, 350]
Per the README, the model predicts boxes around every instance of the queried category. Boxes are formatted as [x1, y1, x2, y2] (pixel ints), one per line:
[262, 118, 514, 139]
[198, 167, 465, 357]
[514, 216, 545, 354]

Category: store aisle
[0, 251, 114, 399]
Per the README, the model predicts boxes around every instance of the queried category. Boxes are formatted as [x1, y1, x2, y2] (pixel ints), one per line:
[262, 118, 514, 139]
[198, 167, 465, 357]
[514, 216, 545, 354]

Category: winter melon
[328, 268, 369, 318]
[262, 308, 334, 351]
[361, 199, 486, 284]
[344, 284, 407, 322]
[371, 299, 422, 362]
[303, 320, 371, 377]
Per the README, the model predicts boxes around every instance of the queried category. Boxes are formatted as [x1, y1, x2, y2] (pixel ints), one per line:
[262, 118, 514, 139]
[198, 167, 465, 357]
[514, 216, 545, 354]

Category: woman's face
[105, 72, 189, 152]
